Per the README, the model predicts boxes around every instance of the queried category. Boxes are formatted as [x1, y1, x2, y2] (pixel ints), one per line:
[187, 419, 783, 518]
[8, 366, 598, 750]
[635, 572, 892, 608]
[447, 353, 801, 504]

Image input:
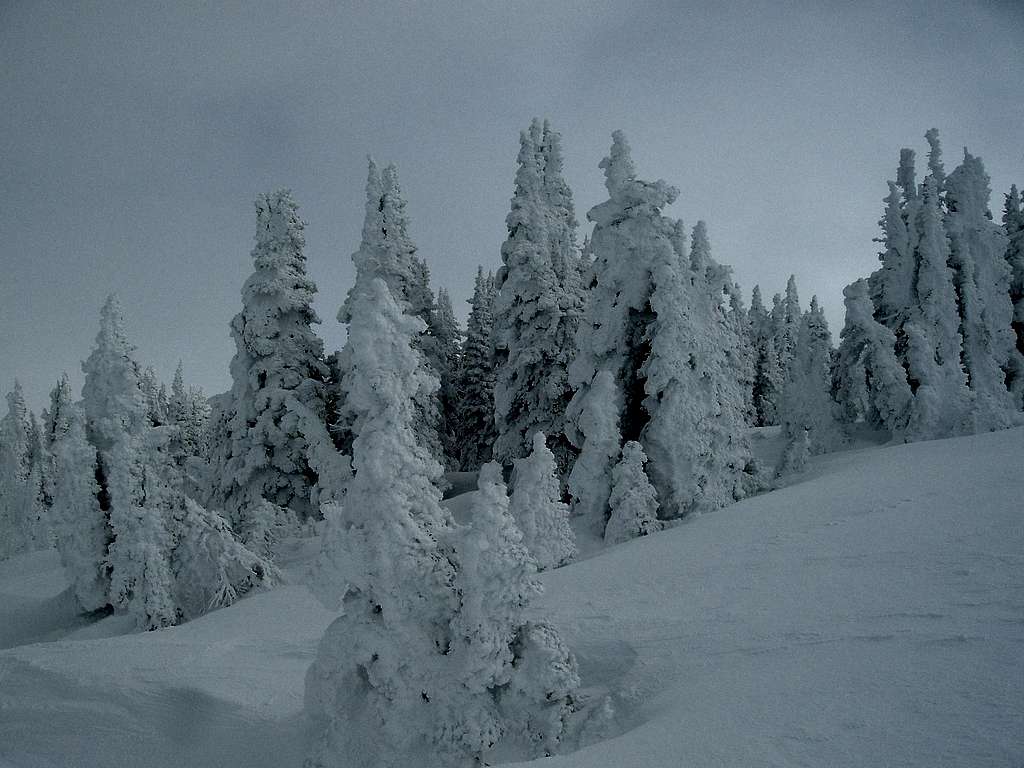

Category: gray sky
[2, 0, 1023, 414]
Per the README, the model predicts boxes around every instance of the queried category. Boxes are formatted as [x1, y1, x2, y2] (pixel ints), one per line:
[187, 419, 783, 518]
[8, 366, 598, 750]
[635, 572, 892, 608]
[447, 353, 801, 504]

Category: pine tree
[509, 432, 576, 571]
[777, 297, 845, 473]
[337, 160, 445, 465]
[777, 275, 802, 375]
[431, 287, 463, 469]
[1003, 184, 1024, 396]
[493, 119, 580, 475]
[604, 441, 660, 546]
[452, 462, 579, 759]
[306, 275, 464, 767]
[565, 131, 675, 526]
[456, 267, 498, 470]
[834, 279, 913, 435]
[945, 148, 1023, 423]
[749, 285, 782, 426]
[641, 221, 752, 515]
[50, 404, 110, 611]
[727, 282, 757, 425]
[905, 175, 972, 437]
[0, 381, 33, 558]
[206, 190, 330, 526]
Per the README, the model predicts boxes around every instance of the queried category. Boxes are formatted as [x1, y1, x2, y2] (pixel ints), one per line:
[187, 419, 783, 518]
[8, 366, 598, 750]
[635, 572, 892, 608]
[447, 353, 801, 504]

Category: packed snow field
[2, 428, 1021, 768]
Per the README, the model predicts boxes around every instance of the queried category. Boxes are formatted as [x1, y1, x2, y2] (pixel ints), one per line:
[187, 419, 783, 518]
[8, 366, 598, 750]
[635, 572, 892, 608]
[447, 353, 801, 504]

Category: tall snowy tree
[567, 132, 751, 527]
[0, 381, 33, 558]
[944, 148, 1023, 422]
[431, 287, 463, 468]
[336, 160, 446, 465]
[493, 119, 580, 475]
[206, 190, 330, 526]
[640, 221, 752, 515]
[904, 174, 972, 438]
[834, 279, 914, 436]
[456, 267, 498, 470]
[509, 432, 576, 571]
[1003, 184, 1024, 395]
[50, 404, 110, 611]
[777, 297, 845, 473]
[749, 285, 783, 426]
[76, 295, 278, 628]
[307, 276, 576, 767]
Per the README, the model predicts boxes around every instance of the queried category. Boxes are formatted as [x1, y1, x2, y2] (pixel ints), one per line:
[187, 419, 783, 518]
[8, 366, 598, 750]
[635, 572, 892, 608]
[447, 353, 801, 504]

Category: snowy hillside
[2, 429, 1022, 767]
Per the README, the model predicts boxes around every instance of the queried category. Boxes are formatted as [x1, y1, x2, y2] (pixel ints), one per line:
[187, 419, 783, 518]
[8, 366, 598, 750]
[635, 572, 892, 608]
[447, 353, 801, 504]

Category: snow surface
[2, 429, 1023, 767]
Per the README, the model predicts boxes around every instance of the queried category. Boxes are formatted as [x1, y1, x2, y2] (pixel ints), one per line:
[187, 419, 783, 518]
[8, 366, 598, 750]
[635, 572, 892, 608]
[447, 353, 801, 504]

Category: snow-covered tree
[567, 132, 751, 527]
[775, 275, 802, 376]
[640, 221, 752, 516]
[72, 295, 278, 628]
[336, 160, 445, 465]
[50, 405, 110, 611]
[749, 285, 783, 426]
[307, 276, 576, 767]
[1003, 184, 1024, 396]
[0, 381, 33, 558]
[777, 297, 845, 473]
[431, 287, 463, 468]
[493, 119, 580, 475]
[456, 268, 498, 470]
[727, 282, 757, 425]
[945, 148, 1023, 422]
[604, 441, 660, 546]
[834, 279, 914, 435]
[452, 462, 579, 758]
[509, 432, 576, 570]
[306, 275, 463, 767]
[206, 190, 330, 526]
[905, 175, 972, 438]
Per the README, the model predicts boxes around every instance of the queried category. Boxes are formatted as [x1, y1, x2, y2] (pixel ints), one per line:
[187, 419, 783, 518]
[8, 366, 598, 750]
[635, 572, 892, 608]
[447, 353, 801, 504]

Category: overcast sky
[2, 0, 1023, 413]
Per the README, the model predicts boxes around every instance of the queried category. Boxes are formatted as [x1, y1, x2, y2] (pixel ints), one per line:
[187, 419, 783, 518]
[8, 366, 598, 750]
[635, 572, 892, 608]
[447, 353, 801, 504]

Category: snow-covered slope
[2, 429, 1022, 767]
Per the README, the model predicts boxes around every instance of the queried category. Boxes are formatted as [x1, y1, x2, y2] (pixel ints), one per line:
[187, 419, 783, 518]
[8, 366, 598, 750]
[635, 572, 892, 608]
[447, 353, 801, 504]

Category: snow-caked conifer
[493, 119, 580, 475]
[509, 432, 576, 570]
[206, 190, 330, 527]
[604, 441, 660, 546]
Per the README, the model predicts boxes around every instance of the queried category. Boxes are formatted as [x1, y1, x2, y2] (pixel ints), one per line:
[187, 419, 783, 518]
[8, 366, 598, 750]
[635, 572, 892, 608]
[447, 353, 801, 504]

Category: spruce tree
[834, 279, 913, 436]
[945, 148, 1023, 422]
[0, 381, 32, 558]
[337, 160, 446, 465]
[509, 432, 576, 571]
[456, 267, 498, 470]
[777, 297, 845, 473]
[493, 119, 579, 475]
[1002, 184, 1024, 396]
[206, 190, 330, 526]
[604, 441, 660, 546]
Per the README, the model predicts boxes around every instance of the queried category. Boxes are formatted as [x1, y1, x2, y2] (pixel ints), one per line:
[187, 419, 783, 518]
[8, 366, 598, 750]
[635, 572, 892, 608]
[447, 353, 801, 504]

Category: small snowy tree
[749, 285, 783, 426]
[206, 190, 330, 527]
[509, 432, 576, 571]
[604, 441, 660, 546]
[431, 287, 463, 469]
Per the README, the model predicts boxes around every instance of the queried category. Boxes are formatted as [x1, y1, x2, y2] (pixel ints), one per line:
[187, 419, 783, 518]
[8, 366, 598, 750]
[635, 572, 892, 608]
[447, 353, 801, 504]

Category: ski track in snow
[1, 428, 1023, 767]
